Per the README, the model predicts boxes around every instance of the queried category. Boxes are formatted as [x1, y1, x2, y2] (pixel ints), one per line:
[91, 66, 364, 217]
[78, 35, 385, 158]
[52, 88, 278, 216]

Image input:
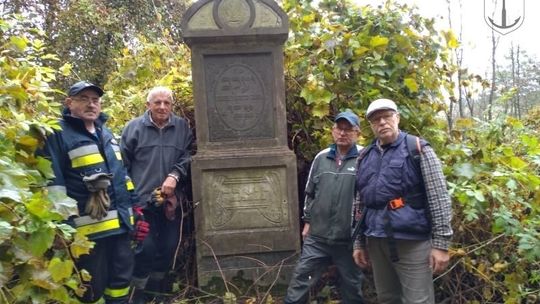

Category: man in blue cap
[284, 110, 364, 304]
[40, 81, 149, 303]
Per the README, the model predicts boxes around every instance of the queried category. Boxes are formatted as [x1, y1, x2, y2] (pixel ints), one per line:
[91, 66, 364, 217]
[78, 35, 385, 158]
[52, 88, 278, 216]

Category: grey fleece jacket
[120, 110, 193, 204]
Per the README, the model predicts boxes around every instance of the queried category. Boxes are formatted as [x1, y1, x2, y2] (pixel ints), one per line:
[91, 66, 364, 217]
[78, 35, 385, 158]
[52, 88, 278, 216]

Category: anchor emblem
[484, 0, 525, 35]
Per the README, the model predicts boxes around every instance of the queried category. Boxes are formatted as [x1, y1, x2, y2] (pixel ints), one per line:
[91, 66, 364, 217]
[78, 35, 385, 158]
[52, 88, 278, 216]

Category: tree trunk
[488, 30, 497, 121]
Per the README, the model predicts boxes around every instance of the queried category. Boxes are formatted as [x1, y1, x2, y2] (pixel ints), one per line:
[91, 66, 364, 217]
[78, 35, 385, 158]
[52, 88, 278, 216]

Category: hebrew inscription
[205, 53, 274, 141]
[217, 0, 252, 29]
[204, 167, 288, 231]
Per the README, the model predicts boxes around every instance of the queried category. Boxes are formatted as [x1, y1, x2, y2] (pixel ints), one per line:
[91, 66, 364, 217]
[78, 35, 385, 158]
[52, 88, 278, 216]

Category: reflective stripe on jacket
[356, 132, 430, 240]
[43, 109, 138, 240]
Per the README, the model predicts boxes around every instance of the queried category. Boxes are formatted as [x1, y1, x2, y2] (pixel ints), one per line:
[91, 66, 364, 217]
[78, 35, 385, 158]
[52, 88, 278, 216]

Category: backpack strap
[355, 144, 373, 173]
[405, 134, 422, 171]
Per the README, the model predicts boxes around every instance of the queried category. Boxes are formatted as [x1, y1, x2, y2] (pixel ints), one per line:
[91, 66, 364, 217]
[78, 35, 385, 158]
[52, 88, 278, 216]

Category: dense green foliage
[0, 0, 538, 303]
[103, 35, 194, 133]
[441, 116, 540, 303]
[283, 0, 454, 157]
[1, 0, 188, 89]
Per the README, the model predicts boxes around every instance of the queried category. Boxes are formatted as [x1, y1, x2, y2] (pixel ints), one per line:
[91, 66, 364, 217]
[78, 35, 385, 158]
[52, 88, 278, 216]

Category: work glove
[150, 187, 178, 221]
[83, 173, 113, 220]
[150, 187, 165, 207]
[133, 206, 150, 242]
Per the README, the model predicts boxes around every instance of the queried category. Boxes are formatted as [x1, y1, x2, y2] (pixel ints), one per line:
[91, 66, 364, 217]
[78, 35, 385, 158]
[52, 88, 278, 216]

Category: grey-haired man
[353, 98, 452, 303]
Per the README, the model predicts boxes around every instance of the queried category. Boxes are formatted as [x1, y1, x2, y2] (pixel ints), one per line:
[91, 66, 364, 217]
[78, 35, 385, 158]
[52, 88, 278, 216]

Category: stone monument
[181, 0, 300, 291]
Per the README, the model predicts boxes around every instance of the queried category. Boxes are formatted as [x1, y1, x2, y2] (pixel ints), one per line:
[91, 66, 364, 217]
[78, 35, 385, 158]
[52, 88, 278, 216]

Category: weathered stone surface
[204, 53, 273, 141]
[181, 0, 299, 294]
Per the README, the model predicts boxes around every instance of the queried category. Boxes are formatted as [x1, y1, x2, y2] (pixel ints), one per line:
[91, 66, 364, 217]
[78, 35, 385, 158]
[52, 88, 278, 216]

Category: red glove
[133, 207, 150, 242]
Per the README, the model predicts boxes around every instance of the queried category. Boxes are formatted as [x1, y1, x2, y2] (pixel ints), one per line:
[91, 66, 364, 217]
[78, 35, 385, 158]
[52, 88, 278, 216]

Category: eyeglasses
[73, 96, 101, 105]
[333, 126, 358, 135]
[368, 112, 395, 124]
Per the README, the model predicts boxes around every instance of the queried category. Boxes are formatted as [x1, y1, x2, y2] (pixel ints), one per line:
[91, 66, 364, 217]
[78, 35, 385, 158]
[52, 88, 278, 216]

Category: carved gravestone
[181, 0, 300, 291]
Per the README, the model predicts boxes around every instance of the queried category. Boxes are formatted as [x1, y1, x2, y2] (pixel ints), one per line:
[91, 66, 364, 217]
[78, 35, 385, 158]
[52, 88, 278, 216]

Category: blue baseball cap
[68, 81, 104, 97]
[335, 110, 360, 127]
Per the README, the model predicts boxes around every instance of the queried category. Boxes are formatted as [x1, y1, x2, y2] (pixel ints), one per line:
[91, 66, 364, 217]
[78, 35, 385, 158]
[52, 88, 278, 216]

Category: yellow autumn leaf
[70, 233, 94, 258]
[48, 257, 74, 282]
[19, 135, 38, 148]
[403, 77, 418, 93]
[369, 35, 389, 48]
[443, 30, 459, 48]
[354, 46, 370, 56]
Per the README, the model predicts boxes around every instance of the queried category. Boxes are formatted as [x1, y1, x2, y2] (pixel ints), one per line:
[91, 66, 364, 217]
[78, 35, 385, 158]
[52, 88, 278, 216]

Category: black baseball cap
[68, 81, 104, 97]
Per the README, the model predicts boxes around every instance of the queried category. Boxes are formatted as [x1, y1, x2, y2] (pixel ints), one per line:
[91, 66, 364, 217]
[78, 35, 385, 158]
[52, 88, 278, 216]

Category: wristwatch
[167, 173, 180, 182]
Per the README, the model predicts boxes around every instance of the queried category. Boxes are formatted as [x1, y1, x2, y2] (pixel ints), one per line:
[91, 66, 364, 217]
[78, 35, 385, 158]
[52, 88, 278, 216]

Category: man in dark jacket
[42, 81, 142, 303]
[284, 110, 364, 304]
[121, 86, 193, 303]
[353, 98, 453, 303]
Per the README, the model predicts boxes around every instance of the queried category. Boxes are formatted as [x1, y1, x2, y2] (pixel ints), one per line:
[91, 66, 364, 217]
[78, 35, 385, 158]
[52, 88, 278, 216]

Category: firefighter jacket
[356, 131, 430, 241]
[42, 109, 138, 240]
[303, 144, 361, 245]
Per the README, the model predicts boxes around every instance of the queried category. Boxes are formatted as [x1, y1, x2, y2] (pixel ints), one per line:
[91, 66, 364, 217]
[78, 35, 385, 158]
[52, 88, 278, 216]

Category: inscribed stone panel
[202, 166, 288, 231]
[204, 53, 275, 141]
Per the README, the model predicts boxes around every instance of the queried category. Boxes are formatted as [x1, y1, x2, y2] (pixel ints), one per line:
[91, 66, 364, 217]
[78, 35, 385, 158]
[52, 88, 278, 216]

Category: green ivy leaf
[0, 221, 14, 244]
[9, 36, 27, 50]
[505, 156, 527, 170]
[492, 217, 506, 233]
[28, 226, 55, 256]
[506, 179, 517, 190]
[453, 163, 475, 179]
[32, 268, 58, 290]
[47, 189, 79, 219]
[0, 188, 21, 202]
[474, 190, 485, 202]
[26, 194, 62, 221]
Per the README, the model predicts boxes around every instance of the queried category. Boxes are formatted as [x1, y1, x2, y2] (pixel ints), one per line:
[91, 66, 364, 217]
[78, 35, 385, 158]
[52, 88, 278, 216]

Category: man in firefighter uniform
[42, 81, 149, 303]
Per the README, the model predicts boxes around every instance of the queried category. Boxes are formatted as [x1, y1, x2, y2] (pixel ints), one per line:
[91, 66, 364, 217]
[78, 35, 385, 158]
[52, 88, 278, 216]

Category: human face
[332, 120, 359, 151]
[147, 92, 172, 126]
[65, 89, 101, 127]
[368, 110, 400, 145]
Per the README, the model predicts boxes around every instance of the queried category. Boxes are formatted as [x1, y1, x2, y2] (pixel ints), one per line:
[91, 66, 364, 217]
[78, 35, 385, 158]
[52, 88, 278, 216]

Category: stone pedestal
[181, 0, 300, 291]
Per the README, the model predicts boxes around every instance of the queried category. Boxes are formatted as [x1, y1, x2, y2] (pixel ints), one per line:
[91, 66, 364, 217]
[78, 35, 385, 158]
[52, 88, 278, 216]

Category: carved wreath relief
[206, 168, 288, 230]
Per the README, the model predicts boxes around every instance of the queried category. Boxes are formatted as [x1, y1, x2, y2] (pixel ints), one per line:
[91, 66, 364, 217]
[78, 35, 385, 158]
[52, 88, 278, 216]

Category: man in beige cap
[353, 98, 452, 303]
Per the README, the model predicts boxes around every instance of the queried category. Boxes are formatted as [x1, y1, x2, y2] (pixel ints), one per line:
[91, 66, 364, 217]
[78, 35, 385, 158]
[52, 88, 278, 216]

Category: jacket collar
[372, 130, 406, 150]
[142, 110, 172, 128]
[328, 143, 360, 160]
[62, 108, 108, 130]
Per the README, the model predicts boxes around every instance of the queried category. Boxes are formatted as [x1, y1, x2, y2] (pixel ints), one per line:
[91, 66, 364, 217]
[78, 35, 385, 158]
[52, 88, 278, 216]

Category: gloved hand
[83, 173, 113, 220]
[133, 206, 150, 242]
[150, 187, 165, 207]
